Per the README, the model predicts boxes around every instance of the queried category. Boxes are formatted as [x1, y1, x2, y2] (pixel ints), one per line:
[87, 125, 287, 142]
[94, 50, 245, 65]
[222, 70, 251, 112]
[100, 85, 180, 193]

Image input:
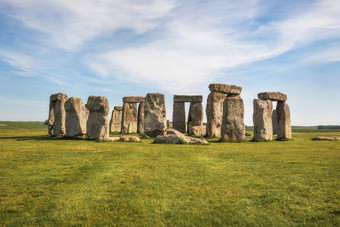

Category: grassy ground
[0, 121, 339, 226]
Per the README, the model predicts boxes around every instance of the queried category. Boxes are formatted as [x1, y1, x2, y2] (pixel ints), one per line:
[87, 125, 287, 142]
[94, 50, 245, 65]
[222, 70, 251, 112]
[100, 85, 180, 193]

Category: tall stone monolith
[65, 97, 88, 138]
[144, 93, 167, 137]
[85, 96, 109, 141]
[276, 101, 292, 140]
[109, 106, 122, 133]
[121, 102, 138, 133]
[137, 102, 145, 134]
[48, 93, 68, 136]
[253, 99, 273, 140]
[188, 102, 203, 135]
[221, 95, 245, 141]
[272, 109, 278, 135]
[173, 102, 186, 133]
[206, 92, 226, 137]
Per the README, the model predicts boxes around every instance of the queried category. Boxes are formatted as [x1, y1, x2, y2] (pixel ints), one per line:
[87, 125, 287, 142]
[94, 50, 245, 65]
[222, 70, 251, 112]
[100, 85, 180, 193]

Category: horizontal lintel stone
[258, 92, 287, 101]
[114, 106, 123, 111]
[123, 96, 145, 103]
[174, 95, 203, 103]
[208, 83, 242, 95]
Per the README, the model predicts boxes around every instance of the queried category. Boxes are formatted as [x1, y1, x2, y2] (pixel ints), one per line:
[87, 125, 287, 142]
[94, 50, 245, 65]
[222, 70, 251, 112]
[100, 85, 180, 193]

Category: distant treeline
[317, 125, 340, 129]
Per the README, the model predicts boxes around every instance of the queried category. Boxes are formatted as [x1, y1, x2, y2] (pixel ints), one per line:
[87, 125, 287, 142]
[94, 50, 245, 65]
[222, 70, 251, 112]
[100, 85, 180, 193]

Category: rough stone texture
[173, 102, 186, 133]
[144, 93, 167, 137]
[258, 92, 287, 101]
[167, 120, 170, 128]
[221, 95, 245, 141]
[105, 137, 120, 141]
[174, 95, 203, 103]
[206, 92, 226, 137]
[121, 102, 138, 133]
[48, 93, 68, 136]
[85, 96, 110, 141]
[65, 97, 88, 138]
[154, 129, 208, 144]
[272, 109, 278, 135]
[253, 99, 273, 141]
[109, 107, 122, 133]
[188, 102, 203, 135]
[119, 136, 140, 142]
[137, 102, 145, 134]
[123, 96, 145, 103]
[276, 101, 292, 140]
[209, 84, 242, 95]
[312, 136, 340, 141]
[191, 125, 206, 136]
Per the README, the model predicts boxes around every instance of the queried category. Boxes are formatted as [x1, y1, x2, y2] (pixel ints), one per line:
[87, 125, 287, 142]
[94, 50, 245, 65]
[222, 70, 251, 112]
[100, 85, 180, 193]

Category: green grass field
[0, 121, 339, 226]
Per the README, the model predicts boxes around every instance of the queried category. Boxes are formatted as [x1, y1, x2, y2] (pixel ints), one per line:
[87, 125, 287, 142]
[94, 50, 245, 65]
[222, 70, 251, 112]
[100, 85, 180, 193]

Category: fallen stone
[276, 101, 292, 140]
[191, 125, 206, 136]
[144, 93, 167, 137]
[48, 93, 68, 136]
[188, 102, 203, 135]
[65, 97, 88, 138]
[206, 92, 226, 137]
[208, 84, 242, 95]
[109, 107, 122, 133]
[119, 136, 140, 142]
[154, 129, 208, 144]
[253, 99, 273, 141]
[312, 136, 340, 141]
[172, 102, 186, 133]
[258, 92, 287, 101]
[121, 102, 138, 133]
[123, 96, 145, 103]
[105, 137, 120, 141]
[173, 95, 203, 103]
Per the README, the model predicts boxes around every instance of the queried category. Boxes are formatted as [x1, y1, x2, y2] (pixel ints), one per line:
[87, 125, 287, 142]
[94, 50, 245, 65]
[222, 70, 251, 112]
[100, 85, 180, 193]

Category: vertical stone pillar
[253, 99, 273, 140]
[85, 96, 109, 141]
[48, 93, 68, 136]
[221, 95, 245, 140]
[144, 93, 167, 137]
[121, 102, 138, 133]
[173, 102, 186, 133]
[206, 92, 226, 137]
[109, 106, 122, 133]
[65, 97, 88, 138]
[277, 101, 292, 140]
[272, 109, 278, 135]
[188, 102, 203, 135]
[137, 102, 145, 134]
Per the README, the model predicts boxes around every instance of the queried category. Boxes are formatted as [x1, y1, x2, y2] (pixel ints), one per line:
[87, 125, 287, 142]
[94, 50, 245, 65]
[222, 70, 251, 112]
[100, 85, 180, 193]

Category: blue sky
[0, 0, 339, 125]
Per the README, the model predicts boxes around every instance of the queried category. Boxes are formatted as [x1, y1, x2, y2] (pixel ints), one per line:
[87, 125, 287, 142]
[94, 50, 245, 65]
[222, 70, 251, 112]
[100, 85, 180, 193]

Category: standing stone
[221, 95, 245, 141]
[272, 109, 278, 135]
[144, 93, 167, 137]
[137, 102, 145, 134]
[206, 92, 226, 137]
[109, 106, 122, 133]
[173, 102, 186, 133]
[65, 97, 88, 137]
[276, 101, 292, 140]
[253, 99, 273, 141]
[48, 93, 68, 136]
[188, 102, 203, 135]
[121, 102, 138, 133]
[85, 96, 109, 141]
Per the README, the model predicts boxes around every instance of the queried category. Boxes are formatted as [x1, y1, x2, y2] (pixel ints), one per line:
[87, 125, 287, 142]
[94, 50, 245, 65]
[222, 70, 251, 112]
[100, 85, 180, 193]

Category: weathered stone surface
[272, 109, 278, 135]
[105, 137, 120, 141]
[188, 102, 203, 135]
[154, 129, 208, 144]
[253, 99, 273, 141]
[312, 136, 340, 141]
[221, 95, 245, 141]
[276, 101, 292, 140]
[258, 92, 287, 101]
[209, 84, 242, 95]
[114, 106, 123, 111]
[173, 102, 186, 133]
[48, 93, 68, 136]
[65, 97, 88, 137]
[119, 136, 140, 142]
[123, 96, 145, 103]
[137, 102, 145, 134]
[167, 120, 170, 128]
[174, 95, 203, 103]
[191, 125, 206, 136]
[85, 96, 109, 141]
[121, 102, 138, 133]
[109, 107, 122, 133]
[144, 93, 167, 137]
[206, 92, 226, 137]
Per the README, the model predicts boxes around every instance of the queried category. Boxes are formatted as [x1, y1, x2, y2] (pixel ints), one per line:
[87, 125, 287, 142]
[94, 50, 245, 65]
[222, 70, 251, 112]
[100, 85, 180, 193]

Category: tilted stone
[206, 92, 226, 137]
[123, 96, 145, 103]
[48, 92, 68, 136]
[257, 92, 287, 101]
[173, 95, 203, 103]
[172, 102, 186, 133]
[272, 109, 278, 135]
[137, 102, 145, 134]
[86, 96, 109, 141]
[188, 102, 203, 135]
[144, 93, 167, 137]
[208, 84, 242, 95]
[65, 97, 88, 138]
[121, 102, 138, 133]
[109, 108, 122, 133]
[276, 101, 292, 140]
[114, 106, 123, 111]
[221, 95, 245, 141]
[253, 99, 273, 141]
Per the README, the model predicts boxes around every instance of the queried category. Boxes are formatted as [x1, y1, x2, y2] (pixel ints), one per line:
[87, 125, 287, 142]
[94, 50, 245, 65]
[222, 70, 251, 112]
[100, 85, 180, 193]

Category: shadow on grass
[0, 135, 87, 141]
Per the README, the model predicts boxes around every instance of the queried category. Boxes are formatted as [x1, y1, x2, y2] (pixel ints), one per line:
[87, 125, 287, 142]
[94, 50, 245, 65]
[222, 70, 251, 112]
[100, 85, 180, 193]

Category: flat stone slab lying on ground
[119, 136, 140, 142]
[154, 129, 208, 144]
[173, 95, 203, 103]
[208, 84, 242, 95]
[312, 136, 340, 141]
[123, 96, 145, 103]
[258, 92, 287, 101]
[114, 106, 123, 111]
